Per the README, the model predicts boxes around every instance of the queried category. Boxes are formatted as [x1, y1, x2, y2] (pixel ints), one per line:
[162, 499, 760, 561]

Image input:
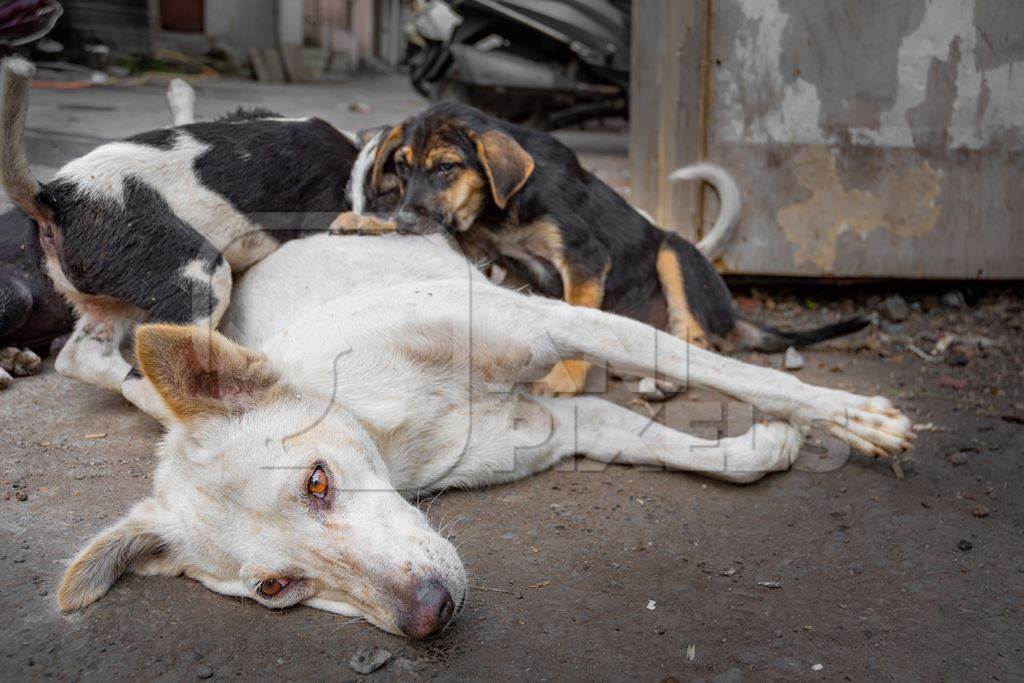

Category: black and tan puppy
[355, 102, 869, 395]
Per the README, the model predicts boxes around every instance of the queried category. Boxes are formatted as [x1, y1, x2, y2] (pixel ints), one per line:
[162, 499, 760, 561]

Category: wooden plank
[249, 47, 286, 83]
[628, 0, 659, 224]
[280, 44, 310, 83]
[629, 0, 705, 240]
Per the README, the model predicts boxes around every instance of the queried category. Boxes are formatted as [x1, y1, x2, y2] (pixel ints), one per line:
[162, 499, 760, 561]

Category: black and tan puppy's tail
[0, 57, 50, 226]
[730, 315, 872, 353]
[658, 232, 871, 352]
[669, 163, 741, 262]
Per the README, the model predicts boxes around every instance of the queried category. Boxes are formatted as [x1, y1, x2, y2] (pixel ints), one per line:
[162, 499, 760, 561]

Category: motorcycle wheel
[409, 42, 445, 99]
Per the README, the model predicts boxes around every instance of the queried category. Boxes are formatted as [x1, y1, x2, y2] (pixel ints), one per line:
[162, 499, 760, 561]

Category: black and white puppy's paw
[0, 345, 41, 379]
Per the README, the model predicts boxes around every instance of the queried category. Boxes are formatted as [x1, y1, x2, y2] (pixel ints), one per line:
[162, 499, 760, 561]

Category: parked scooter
[0, 0, 62, 49]
[405, 0, 630, 130]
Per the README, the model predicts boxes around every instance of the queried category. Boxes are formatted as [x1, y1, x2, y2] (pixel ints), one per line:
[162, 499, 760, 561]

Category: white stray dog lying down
[57, 231, 914, 638]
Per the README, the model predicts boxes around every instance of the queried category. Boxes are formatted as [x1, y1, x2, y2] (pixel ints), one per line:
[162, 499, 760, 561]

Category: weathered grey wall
[204, 0, 278, 66]
[633, 0, 1024, 278]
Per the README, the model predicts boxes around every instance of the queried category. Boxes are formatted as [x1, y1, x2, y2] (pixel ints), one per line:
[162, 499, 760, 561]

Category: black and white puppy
[0, 79, 203, 389]
[0, 78, 216, 390]
[0, 58, 360, 416]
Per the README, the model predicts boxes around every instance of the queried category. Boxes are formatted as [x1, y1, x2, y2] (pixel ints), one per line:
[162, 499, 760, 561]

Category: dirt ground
[2, 77, 1023, 681]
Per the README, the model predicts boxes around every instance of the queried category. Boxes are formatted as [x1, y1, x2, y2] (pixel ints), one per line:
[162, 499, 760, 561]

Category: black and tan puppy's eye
[307, 465, 329, 498]
[436, 162, 458, 174]
[394, 159, 409, 177]
[259, 578, 289, 596]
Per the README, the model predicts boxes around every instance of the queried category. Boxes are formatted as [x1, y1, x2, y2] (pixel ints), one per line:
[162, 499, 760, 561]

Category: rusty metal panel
[635, 0, 1024, 278]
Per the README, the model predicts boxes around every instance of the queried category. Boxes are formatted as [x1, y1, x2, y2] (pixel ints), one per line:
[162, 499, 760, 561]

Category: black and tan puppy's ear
[356, 124, 390, 147]
[135, 324, 279, 421]
[371, 124, 405, 190]
[470, 129, 535, 209]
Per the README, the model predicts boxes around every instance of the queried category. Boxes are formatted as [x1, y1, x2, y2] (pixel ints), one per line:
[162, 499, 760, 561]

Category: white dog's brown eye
[259, 578, 288, 596]
[307, 465, 328, 498]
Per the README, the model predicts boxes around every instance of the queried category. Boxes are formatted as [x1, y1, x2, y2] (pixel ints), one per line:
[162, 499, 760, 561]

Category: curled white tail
[669, 162, 741, 261]
[166, 78, 196, 126]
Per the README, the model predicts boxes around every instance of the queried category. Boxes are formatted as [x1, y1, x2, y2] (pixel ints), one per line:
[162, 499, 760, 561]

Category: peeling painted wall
[701, 0, 1023, 278]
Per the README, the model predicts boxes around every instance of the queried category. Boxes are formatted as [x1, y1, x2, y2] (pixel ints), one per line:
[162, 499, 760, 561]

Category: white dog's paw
[0, 346, 41, 377]
[795, 391, 914, 458]
[714, 420, 803, 484]
[740, 420, 803, 473]
[0, 366, 12, 389]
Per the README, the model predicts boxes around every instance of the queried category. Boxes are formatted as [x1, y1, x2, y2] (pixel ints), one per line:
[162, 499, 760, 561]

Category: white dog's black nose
[399, 579, 455, 639]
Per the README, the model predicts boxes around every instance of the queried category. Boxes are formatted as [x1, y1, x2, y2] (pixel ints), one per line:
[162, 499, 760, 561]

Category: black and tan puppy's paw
[329, 211, 398, 236]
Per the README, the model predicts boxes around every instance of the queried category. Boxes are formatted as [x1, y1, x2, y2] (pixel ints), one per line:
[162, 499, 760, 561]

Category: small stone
[958, 539, 973, 551]
[811, 663, 824, 671]
[349, 646, 392, 675]
[783, 347, 804, 371]
[637, 377, 678, 401]
[757, 581, 782, 589]
[771, 657, 802, 673]
[946, 351, 969, 367]
[195, 665, 213, 679]
[946, 451, 969, 466]
[938, 375, 967, 391]
[940, 291, 965, 308]
[879, 295, 910, 322]
[646, 599, 657, 610]
[393, 657, 429, 678]
[971, 505, 989, 518]
[15, 491, 27, 502]
[711, 668, 744, 683]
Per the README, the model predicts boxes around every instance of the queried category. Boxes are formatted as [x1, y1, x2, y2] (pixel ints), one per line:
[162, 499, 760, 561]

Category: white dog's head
[57, 324, 466, 638]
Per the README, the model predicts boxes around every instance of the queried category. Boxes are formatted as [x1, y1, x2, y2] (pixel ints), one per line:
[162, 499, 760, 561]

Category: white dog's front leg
[533, 396, 802, 484]
[525, 300, 913, 458]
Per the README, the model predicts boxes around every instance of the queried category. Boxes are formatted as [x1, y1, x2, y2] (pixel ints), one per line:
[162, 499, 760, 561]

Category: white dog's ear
[135, 324, 279, 421]
[57, 499, 176, 611]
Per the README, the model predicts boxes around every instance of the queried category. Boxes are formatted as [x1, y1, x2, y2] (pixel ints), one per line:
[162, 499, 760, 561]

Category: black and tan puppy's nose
[399, 579, 455, 639]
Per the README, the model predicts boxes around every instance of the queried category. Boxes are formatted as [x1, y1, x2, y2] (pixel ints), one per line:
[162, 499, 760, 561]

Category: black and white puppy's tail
[669, 162, 741, 262]
[0, 57, 50, 226]
[166, 78, 196, 126]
